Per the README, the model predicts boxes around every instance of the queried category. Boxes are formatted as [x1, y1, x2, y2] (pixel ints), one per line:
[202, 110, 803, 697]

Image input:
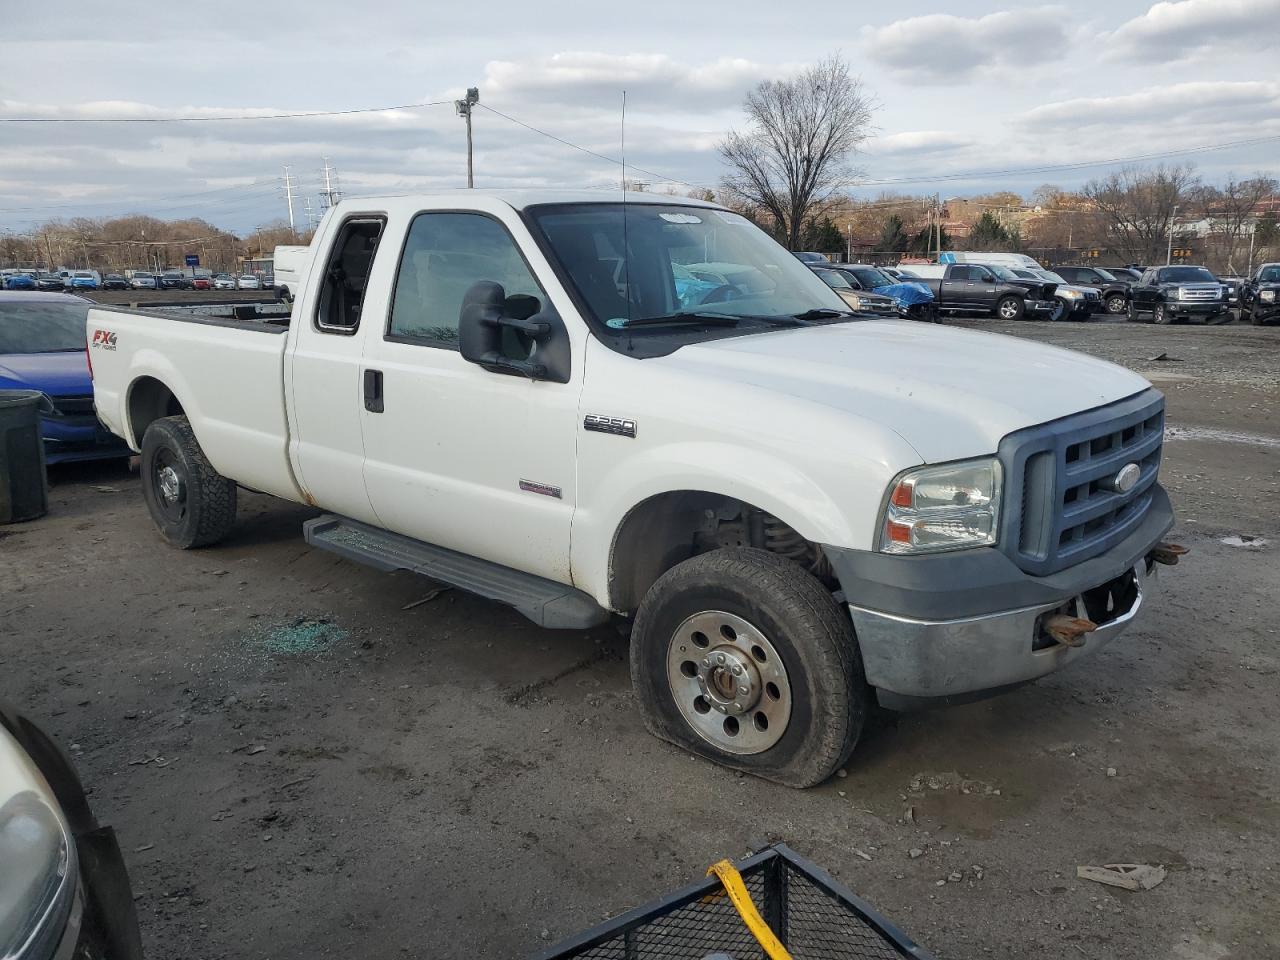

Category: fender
[122, 348, 199, 448]
[570, 439, 903, 609]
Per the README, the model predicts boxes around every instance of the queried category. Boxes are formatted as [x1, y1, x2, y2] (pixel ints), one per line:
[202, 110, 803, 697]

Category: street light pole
[1166, 205, 1179, 265]
[455, 87, 480, 188]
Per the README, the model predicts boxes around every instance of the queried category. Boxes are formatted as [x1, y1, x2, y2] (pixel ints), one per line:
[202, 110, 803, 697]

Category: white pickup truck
[87, 191, 1178, 787]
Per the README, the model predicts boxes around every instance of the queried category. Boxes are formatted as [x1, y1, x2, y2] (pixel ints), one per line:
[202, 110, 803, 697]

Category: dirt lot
[2, 317, 1277, 960]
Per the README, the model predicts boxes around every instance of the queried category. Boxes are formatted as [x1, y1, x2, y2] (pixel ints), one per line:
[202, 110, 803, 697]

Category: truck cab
[87, 192, 1179, 787]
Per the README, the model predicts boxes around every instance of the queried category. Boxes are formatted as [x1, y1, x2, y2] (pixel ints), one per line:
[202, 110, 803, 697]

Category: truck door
[357, 208, 578, 583]
[942, 266, 978, 308]
[286, 214, 387, 524]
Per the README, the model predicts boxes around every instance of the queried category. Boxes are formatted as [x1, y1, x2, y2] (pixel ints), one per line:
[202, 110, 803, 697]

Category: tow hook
[1150, 542, 1190, 566]
[1043, 614, 1098, 648]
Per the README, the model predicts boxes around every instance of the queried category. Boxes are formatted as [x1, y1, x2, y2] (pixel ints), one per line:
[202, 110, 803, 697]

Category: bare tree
[1190, 174, 1277, 273]
[1081, 164, 1200, 264]
[718, 55, 876, 250]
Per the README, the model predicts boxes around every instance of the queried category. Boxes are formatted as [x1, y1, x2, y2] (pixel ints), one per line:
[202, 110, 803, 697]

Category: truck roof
[328, 189, 719, 213]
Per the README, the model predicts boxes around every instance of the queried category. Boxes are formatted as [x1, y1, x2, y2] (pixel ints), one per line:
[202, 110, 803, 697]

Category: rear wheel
[140, 415, 237, 548]
[631, 548, 866, 788]
[996, 296, 1024, 321]
[1105, 294, 1127, 315]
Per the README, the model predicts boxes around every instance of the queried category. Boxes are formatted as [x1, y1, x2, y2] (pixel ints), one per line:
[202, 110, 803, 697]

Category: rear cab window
[315, 216, 386, 334]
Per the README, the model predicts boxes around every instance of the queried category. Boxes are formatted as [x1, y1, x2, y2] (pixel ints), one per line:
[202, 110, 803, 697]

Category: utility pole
[281, 165, 297, 236]
[1166, 205, 1179, 265]
[320, 157, 343, 209]
[934, 194, 942, 261]
[455, 87, 479, 188]
[1247, 219, 1256, 274]
[846, 222, 852, 263]
[304, 197, 318, 232]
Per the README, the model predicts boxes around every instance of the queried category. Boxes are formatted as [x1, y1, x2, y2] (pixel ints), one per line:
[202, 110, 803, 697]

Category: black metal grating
[533, 846, 928, 960]
[999, 389, 1165, 577]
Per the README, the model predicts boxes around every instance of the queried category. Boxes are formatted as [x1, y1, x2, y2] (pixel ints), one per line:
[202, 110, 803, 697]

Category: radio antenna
[620, 89, 634, 338]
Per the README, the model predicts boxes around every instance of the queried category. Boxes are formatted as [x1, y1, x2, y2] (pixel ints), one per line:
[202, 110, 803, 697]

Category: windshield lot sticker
[659, 213, 702, 224]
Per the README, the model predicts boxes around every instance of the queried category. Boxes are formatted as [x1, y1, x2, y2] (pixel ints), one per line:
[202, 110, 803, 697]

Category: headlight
[0, 737, 76, 959]
[1260, 290, 1275, 302]
[845, 293, 863, 310]
[880, 458, 1002, 554]
[1061, 289, 1082, 299]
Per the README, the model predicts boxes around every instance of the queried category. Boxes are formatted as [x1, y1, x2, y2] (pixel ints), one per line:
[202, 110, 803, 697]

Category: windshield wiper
[613, 312, 742, 329]
[791, 308, 858, 321]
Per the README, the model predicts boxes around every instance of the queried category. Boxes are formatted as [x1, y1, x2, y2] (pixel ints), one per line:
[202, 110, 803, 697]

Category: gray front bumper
[849, 559, 1157, 701]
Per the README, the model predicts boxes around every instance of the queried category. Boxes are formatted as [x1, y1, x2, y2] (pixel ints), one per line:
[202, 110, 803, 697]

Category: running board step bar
[303, 515, 609, 630]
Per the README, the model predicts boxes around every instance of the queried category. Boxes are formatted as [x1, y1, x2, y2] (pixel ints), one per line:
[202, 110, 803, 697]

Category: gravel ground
[1, 316, 1277, 960]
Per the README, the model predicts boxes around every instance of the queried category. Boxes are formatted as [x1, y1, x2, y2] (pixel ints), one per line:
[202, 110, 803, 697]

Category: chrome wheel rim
[665, 611, 792, 755]
[999, 300, 1018, 319]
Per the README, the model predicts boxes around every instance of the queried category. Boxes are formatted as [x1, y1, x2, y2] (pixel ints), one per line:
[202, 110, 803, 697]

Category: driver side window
[388, 212, 546, 351]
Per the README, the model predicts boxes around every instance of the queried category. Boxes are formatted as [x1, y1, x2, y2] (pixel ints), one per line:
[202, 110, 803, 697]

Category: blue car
[4, 273, 37, 290]
[0, 292, 130, 464]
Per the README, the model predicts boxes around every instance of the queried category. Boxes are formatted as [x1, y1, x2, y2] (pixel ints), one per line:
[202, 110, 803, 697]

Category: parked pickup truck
[88, 192, 1179, 787]
[908, 263, 1057, 320]
[1240, 262, 1280, 325]
[1126, 265, 1229, 325]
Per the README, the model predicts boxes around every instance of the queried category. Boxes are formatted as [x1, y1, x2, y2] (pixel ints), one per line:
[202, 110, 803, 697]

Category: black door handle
[363, 368, 384, 413]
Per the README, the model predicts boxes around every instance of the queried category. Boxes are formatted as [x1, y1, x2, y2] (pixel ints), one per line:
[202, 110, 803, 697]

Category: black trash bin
[0, 389, 49, 524]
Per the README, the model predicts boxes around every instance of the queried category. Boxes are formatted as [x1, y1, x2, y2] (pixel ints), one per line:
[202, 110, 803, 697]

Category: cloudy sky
[2, 0, 1278, 234]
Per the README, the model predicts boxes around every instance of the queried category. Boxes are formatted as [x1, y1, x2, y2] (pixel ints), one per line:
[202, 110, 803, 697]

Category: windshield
[528, 203, 850, 334]
[1037, 270, 1066, 283]
[845, 266, 893, 289]
[988, 266, 1020, 280]
[0, 301, 90, 354]
[1158, 267, 1216, 283]
[74, 272, 93, 278]
[1092, 268, 1118, 281]
[1258, 266, 1280, 282]
[814, 269, 853, 289]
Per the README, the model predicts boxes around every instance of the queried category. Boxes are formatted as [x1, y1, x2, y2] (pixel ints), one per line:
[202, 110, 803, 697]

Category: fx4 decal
[91, 329, 118, 350]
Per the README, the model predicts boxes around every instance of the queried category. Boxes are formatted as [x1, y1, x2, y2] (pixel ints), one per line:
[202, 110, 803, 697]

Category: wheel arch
[606, 489, 836, 614]
[126, 375, 187, 448]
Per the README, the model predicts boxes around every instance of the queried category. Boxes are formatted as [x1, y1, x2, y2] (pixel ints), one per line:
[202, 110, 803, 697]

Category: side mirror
[458, 281, 570, 383]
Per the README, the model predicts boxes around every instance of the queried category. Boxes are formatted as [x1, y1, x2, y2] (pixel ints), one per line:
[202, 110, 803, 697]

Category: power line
[476, 103, 698, 189]
[0, 100, 453, 123]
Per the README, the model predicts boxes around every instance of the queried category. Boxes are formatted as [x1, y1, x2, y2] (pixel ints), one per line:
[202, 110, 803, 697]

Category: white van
[938, 251, 1041, 270]
[272, 245, 310, 301]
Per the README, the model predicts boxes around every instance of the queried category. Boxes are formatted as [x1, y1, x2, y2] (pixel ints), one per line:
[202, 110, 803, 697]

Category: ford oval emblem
[1113, 462, 1141, 493]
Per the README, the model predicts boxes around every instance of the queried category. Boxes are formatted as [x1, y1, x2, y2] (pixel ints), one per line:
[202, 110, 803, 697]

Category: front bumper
[827, 484, 1174, 705]
[1027, 298, 1057, 316]
[850, 559, 1157, 705]
[41, 415, 131, 465]
[1165, 299, 1227, 317]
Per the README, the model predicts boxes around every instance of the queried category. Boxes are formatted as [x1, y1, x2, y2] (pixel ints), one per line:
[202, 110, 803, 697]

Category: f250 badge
[91, 329, 118, 351]
[583, 414, 637, 438]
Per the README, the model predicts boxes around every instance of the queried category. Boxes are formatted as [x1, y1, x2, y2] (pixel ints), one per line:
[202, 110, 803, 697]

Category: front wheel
[1153, 302, 1171, 325]
[140, 415, 237, 548]
[996, 296, 1024, 321]
[1105, 294, 1127, 315]
[630, 548, 867, 788]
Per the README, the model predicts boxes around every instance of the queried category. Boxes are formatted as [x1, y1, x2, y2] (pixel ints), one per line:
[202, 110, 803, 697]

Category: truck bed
[88, 306, 303, 503]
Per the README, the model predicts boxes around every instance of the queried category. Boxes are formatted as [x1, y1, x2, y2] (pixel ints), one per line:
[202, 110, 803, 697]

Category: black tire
[1126, 301, 1138, 323]
[139, 415, 237, 548]
[1049, 298, 1068, 322]
[1105, 294, 1127, 315]
[630, 548, 867, 788]
[1153, 302, 1171, 325]
[995, 296, 1024, 321]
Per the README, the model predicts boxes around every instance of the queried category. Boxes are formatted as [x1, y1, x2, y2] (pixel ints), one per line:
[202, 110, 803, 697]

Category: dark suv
[1240, 262, 1280, 325]
[158, 271, 189, 290]
[1127, 265, 1229, 325]
[1052, 265, 1132, 315]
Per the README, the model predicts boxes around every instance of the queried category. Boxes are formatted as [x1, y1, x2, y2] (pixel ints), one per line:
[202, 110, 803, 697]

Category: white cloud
[1104, 0, 1280, 61]
[865, 131, 976, 156]
[860, 8, 1068, 83]
[1020, 81, 1280, 129]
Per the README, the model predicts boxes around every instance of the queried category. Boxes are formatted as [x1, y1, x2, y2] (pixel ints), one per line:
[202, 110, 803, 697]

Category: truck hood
[0, 351, 92, 396]
[659, 320, 1151, 463]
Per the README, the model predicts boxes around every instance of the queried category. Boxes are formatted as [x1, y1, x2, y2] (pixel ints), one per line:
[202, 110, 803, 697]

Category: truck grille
[48, 395, 95, 417]
[998, 390, 1164, 576]
[1178, 286, 1220, 301]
